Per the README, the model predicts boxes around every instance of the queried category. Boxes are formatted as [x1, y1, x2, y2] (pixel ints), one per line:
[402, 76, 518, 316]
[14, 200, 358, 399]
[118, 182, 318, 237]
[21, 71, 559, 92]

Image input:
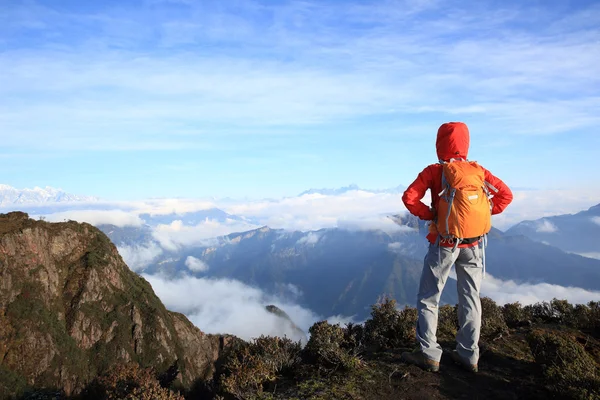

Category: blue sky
[1, 0, 599, 200]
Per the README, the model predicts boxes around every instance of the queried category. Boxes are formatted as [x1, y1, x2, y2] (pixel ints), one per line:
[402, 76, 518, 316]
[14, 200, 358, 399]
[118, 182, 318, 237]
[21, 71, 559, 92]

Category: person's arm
[483, 168, 513, 215]
[402, 166, 435, 220]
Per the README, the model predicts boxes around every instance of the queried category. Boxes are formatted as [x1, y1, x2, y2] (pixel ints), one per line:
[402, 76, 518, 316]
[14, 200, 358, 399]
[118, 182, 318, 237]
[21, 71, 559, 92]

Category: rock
[0, 213, 230, 397]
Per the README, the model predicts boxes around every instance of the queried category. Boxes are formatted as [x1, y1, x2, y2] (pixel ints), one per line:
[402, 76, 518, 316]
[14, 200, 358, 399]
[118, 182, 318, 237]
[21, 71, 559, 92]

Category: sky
[1, 0, 600, 200]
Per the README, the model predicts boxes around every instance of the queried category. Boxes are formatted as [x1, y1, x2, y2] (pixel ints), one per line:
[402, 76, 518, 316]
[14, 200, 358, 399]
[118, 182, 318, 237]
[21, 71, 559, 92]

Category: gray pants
[416, 243, 483, 364]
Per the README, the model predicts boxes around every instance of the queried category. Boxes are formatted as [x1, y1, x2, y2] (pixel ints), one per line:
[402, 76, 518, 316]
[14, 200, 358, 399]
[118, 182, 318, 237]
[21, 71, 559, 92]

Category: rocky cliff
[0, 212, 227, 398]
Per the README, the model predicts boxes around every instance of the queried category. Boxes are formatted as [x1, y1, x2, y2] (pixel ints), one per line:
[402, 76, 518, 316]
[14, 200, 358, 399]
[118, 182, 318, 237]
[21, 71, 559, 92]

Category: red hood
[436, 122, 470, 161]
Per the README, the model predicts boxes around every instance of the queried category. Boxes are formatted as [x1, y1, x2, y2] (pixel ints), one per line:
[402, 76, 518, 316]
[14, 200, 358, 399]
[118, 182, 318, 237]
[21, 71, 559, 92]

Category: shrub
[527, 330, 600, 400]
[524, 301, 555, 323]
[502, 302, 532, 328]
[573, 301, 600, 337]
[525, 298, 576, 325]
[343, 322, 366, 356]
[480, 297, 509, 340]
[363, 298, 417, 349]
[304, 321, 360, 371]
[220, 336, 301, 400]
[87, 363, 184, 400]
[437, 304, 458, 342]
[550, 299, 576, 325]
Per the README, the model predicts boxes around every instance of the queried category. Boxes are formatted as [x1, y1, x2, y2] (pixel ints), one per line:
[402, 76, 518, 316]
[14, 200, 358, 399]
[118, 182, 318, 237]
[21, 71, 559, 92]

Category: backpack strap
[479, 233, 488, 279]
[485, 181, 499, 194]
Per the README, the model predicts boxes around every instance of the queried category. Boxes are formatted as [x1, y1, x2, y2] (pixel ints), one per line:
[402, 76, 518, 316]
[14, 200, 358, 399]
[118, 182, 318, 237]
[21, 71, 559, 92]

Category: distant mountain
[139, 207, 255, 227]
[485, 228, 600, 290]
[0, 184, 98, 206]
[505, 203, 600, 258]
[99, 223, 155, 247]
[299, 183, 406, 196]
[265, 305, 307, 343]
[122, 215, 600, 321]
[139, 226, 452, 320]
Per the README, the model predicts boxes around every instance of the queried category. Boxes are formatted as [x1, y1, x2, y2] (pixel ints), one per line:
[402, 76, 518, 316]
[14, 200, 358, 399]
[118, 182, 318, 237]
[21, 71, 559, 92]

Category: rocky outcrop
[265, 305, 308, 344]
[0, 212, 227, 397]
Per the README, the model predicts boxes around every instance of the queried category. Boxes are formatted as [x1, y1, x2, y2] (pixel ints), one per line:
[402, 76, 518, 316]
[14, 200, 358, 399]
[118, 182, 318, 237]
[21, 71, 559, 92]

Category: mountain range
[298, 183, 406, 196]
[100, 206, 600, 320]
[0, 184, 98, 206]
[506, 203, 600, 259]
[3, 183, 599, 322]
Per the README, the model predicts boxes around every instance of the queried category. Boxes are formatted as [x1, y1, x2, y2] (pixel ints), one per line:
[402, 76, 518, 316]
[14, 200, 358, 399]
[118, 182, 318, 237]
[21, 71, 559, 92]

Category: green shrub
[525, 298, 576, 325]
[304, 321, 360, 371]
[523, 299, 600, 338]
[572, 301, 600, 337]
[551, 299, 576, 325]
[363, 299, 417, 349]
[220, 336, 301, 400]
[527, 330, 600, 400]
[343, 322, 366, 356]
[437, 304, 458, 342]
[502, 302, 532, 328]
[480, 297, 509, 340]
[524, 301, 555, 323]
[86, 363, 184, 400]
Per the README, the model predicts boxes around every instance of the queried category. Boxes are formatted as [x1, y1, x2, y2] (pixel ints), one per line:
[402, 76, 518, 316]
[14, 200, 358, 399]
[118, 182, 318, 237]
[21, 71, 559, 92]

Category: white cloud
[338, 215, 415, 234]
[131, 198, 218, 216]
[222, 191, 409, 232]
[220, 188, 600, 233]
[143, 270, 600, 345]
[388, 242, 402, 251]
[143, 274, 342, 343]
[574, 252, 600, 260]
[117, 242, 163, 272]
[282, 283, 303, 299]
[296, 232, 321, 246]
[152, 218, 260, 251]
[2, 2, 599, 153]
[481, 274, 600, 306]
[34, 209, 143, 227]
[489, 188, 600, 230]
[20, 186, 598, 242]
[535, 219, 558, 233]
[185, 256, 209, 272]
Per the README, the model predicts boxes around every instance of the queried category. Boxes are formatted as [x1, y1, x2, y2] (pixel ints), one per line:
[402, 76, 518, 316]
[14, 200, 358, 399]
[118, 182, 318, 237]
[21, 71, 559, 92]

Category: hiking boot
[401, 349, 440, 372]
[447, 350, 478, 373]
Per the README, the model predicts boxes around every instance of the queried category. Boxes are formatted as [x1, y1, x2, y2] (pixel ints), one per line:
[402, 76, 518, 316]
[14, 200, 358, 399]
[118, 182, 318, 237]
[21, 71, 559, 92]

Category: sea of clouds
[9, 187, 599, 341]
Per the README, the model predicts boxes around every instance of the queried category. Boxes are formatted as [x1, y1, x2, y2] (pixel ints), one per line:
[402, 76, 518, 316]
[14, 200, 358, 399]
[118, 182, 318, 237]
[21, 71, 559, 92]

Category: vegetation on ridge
[13, 298, 599, 400]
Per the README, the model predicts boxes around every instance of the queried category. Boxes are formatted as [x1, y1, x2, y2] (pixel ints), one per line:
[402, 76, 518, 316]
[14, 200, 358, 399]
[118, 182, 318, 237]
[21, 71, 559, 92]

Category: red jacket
[402, 122, 513, 246]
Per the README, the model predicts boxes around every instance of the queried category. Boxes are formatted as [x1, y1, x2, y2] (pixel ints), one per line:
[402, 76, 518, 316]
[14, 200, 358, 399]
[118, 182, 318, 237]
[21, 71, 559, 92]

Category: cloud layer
[152, 219, 260, 251]
[185, 256, 209, 272]
[35, 209, 143, 227]
[144, 274, 319, 343]
[118, 242, 163, 272]
[141, 270, 600, 344]
[481, 274, 600, 306]
[29, 187, 599, 246]
[2, 1, 599, 152]
[536, 219, 558, 233]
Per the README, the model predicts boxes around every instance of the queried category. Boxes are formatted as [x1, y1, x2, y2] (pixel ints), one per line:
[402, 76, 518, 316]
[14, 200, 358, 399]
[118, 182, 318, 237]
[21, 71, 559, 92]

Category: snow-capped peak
[0, 184, 98, 206]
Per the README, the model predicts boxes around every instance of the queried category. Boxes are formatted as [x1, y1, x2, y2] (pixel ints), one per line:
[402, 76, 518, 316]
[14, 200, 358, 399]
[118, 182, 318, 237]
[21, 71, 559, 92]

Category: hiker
[400, 122, 513, 373]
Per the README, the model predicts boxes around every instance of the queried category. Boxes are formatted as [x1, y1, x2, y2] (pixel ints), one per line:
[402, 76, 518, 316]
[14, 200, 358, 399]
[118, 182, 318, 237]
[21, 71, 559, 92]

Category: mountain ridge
[0, 212, 230, 398]
[0, 185, 98, 207]
[505, 202, 600, 257]
[298, 183, 406, 196]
